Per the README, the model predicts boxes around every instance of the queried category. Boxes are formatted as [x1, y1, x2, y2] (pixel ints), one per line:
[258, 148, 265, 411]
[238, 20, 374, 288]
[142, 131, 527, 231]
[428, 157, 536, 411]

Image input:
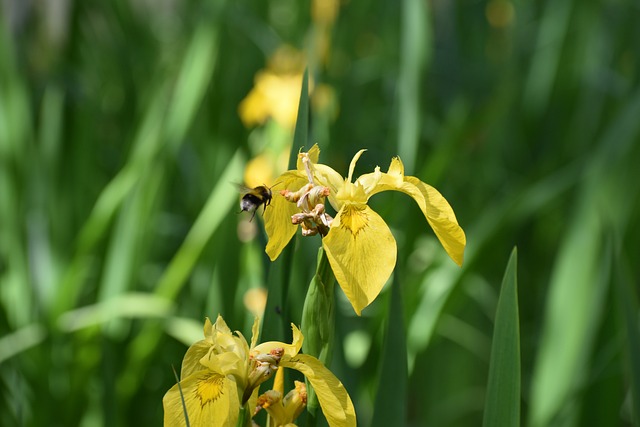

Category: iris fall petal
[322, 204, 397, 315]
[281, 354, 356, 427]
[163, 370, 239, 427]
[265, 171, 308, 260]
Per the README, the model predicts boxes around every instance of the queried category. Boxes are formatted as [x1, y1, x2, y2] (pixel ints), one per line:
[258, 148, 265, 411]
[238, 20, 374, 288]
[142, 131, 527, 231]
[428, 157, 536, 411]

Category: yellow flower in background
[239, 71, 303, 130]
[239, 45, 305, 130]
[163, 315, 356, 427]
[238, 45, 338, 132]
[265, 145, 466, 315]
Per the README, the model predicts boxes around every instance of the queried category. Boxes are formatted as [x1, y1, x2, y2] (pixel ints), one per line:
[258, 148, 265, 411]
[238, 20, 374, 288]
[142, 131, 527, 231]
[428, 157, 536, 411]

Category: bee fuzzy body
[237, 185, 273, 221]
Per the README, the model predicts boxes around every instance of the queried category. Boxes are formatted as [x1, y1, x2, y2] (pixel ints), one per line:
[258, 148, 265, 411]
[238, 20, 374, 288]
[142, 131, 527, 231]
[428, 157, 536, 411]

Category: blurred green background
[1, 0, 639, 426]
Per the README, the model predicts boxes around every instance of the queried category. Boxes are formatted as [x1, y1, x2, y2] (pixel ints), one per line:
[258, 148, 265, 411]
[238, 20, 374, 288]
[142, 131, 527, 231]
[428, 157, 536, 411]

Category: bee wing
[234, 183, 254, 195]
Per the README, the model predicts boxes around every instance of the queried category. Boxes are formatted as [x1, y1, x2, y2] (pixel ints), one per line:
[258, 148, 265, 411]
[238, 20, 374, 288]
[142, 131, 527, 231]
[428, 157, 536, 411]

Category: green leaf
[119, 148, 244, 398]
[261, 69, 309, 343]
[372, 274, 408, 426]
[483, 247, 520, 427]
[615, 255, 640, 425]
[397, 0, 430, 172]
[291, 68, 310, 165]
[528, 193, 609, 427]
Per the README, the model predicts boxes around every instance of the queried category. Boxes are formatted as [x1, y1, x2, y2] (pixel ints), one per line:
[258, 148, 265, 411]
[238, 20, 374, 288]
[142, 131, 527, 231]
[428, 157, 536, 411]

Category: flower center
[196, 372, 225, 407]
[339, 204, 368, 237]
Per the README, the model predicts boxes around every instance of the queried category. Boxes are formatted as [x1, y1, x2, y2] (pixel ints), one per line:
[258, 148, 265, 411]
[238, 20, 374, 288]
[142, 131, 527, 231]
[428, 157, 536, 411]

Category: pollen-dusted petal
[323, 204, 397, 315]
[280, 354, 356, 427]
[163, 370, 239, 427]
[265, 171, 308, 260]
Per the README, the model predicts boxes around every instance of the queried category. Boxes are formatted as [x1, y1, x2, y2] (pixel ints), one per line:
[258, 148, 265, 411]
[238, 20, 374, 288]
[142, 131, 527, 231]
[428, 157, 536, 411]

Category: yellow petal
[213, 315, 232, 335]
[203, 317, 213, 340]
[353, 166, 383, 196]
[265, 171, 308, 260]
[404, 177, 466, 266]
[313, 163, 345, 211]
[347, 149, 367, 183]
[253, 323, 303, 357]
[180, 339, 213, 378]
[309, 144, 320, 163]
[281, 354, 356, 427]
[273, 363, 285, 394]
[358, 157, 466, 266]
[322, 204, 397, 315]
[250, 316, 261, 349]
[296, 144, 321, 170]
[163, 370, 239, 427]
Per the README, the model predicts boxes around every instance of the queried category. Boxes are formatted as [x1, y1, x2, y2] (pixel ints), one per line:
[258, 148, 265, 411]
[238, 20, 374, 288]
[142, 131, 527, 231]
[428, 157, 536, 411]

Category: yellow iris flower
[256, 381, 307, 426]
[163, 315, 356, 427]
[264, 145, 466, 315]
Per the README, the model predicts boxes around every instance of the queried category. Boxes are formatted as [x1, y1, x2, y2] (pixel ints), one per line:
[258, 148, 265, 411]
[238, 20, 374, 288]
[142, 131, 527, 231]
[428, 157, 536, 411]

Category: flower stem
[236, 403, 252, 427]
[301, 247, 336, 422]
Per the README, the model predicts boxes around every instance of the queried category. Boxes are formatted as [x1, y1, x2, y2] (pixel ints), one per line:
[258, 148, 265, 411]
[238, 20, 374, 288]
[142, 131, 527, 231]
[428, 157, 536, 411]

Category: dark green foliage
[1, 0, 639, 425]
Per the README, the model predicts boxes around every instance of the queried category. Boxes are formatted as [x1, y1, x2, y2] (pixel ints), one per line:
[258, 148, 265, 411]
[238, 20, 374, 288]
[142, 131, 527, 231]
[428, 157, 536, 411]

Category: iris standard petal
[180, 339, 213, 378]
[322, 204, 397, 315]
[281, 354, 356, 427]
[163, 370, 239, 427]
[265, 171, 308, 260]
[213, 315, 232, 336]
[347, 149, 367, 182]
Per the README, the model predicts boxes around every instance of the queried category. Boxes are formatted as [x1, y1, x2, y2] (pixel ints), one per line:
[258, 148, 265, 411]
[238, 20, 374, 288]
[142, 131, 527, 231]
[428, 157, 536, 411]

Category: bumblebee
[237, 184, 273, 221]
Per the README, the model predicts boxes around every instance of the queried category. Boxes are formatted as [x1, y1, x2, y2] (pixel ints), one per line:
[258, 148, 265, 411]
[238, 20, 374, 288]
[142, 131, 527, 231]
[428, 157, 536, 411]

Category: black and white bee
[237, 184, 273, 221]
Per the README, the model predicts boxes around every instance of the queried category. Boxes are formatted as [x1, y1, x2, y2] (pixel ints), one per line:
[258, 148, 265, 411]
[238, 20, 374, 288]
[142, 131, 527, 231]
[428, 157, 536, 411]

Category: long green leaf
[616, 255, 640, 425]
[261, 69, 309, 342]
[372, 274, 408, 426]
[119, 148, 244, 398]
[483, 247, 520, 427]
[397, 0, 430, 171]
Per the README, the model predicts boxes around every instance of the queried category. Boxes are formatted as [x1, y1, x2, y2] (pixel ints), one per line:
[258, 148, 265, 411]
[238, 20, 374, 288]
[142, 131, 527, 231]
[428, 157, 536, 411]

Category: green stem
[236, 403, 252, 427]
[301, 247, 336, 423]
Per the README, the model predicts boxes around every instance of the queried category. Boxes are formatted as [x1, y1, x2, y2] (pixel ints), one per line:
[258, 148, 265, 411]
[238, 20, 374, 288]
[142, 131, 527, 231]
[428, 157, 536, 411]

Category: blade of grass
[0, 20, 34, 329]
[0, 324, 47, 364]
[528, 189, 607, 427]
[261, 69, 309, 342]
[483, 247, 520, 427]
[118, 148, 244, 398]
[95, 21, 225, 309]
[529, 84, 640, 427]
[397, 0, 430, 172]
[54, 4, 224, 319]
[522, 0, 572, 115]
[615, 253, 640, 425]
[372, 274, 408, 426]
